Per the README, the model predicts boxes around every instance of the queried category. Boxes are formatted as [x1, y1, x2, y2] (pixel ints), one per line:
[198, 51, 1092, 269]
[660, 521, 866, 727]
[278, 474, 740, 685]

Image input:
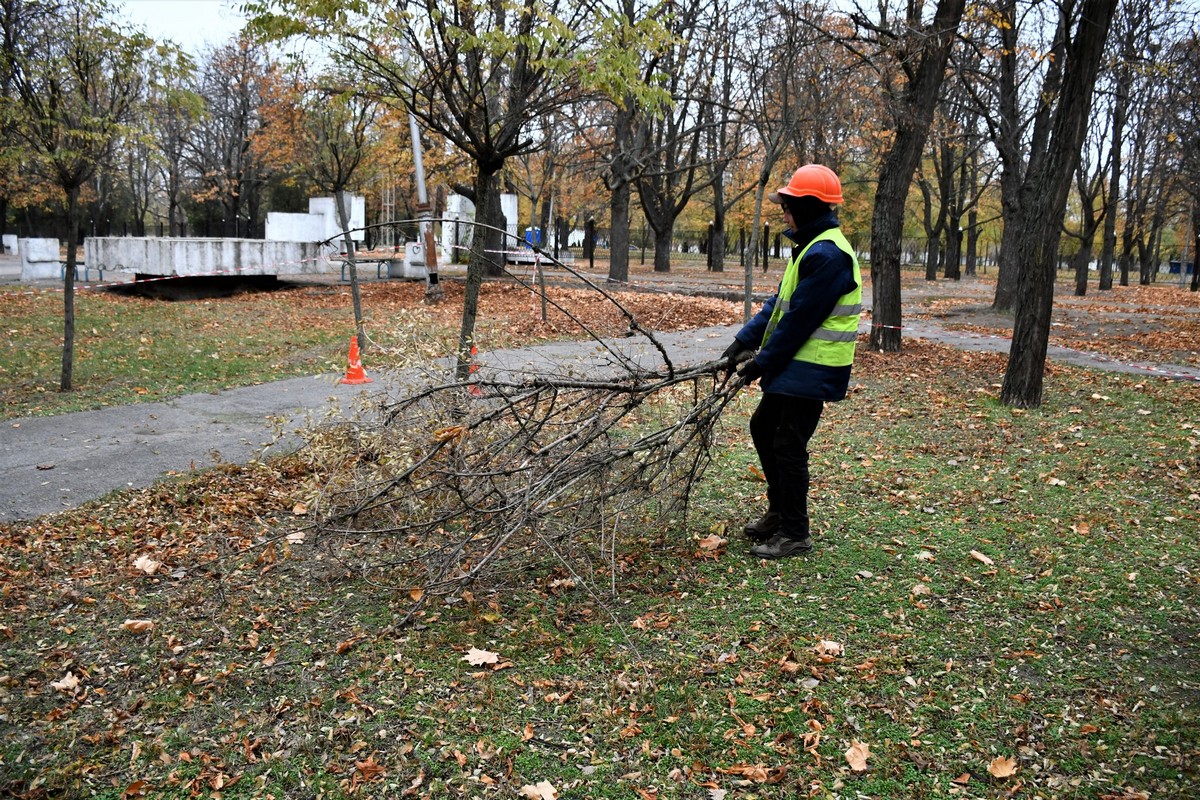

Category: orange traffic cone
[339, 335, 373, 385]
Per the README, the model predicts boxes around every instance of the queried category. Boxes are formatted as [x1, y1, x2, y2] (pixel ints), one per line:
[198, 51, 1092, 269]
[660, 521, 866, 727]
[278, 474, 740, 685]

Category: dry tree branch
[301, 227, 746, 627]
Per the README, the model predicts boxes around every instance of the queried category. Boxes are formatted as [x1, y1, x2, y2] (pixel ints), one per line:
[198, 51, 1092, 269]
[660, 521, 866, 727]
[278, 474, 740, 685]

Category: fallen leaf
[815, 639, 844, 657]
[696, 533, 727, 551]
[709, 790, 728, 800]
[122, 619, 155, 634]
[911, 583, 931, 596]
[292, 502, 308, 516]
[132, 555, 161, 575]
[285, 531, 305, 544]
[433, 424, 468, 443]
[336, 637, 362, 654]
[354, 755, 385, 783]
[952, 773, 971, 785]
[51, 671, 80, 692]
[463, 647, 499, 666]
[969, 550, 995, 566]
[36, 462, 55, 470]
[518, 780, 558, 799]
[401, 767, 424, 796]
[121, 780, 150, 798]
[987, 755, 1018, 778]
[845, 739, 870, 772]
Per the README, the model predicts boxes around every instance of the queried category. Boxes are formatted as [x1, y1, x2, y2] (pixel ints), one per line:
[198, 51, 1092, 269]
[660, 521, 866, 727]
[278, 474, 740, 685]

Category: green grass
[0, 283, 463, 419]
[0, 286, 356, 418]
[1, 342, 1198, 799]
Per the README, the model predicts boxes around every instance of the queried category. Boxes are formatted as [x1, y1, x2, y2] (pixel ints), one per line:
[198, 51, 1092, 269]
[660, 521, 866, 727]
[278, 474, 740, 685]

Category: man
[721, 164, 861, 559]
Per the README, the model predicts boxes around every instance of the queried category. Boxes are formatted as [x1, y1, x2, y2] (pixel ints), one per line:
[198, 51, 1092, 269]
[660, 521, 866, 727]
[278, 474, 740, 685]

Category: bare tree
[1096, 0, 1165, 289]
[5, 0, 147, 390]
[849, 0, 968, 353]
[1118, 66, 1173, 286]
[187, 38, 271, 236]
[248, 0, 667, 374]
[1166, 31, 1199, 292]
[1064, 108, 1113, 296]
[595, 0, 672, 285]
[296, 74, 378, 352]
[148, 52, 201, 236]
[738, 1, 861, 321]
[634, 0, 721, 274]
[1000, 0, 1119, 408]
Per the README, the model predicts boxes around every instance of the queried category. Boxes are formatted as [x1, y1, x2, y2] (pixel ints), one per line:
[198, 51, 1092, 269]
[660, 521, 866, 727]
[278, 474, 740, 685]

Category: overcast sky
[119, 0, 248, 54]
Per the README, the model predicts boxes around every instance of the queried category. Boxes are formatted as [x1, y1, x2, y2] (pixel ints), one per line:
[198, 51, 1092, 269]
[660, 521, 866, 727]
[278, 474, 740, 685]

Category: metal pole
[409, 113, 443, 302]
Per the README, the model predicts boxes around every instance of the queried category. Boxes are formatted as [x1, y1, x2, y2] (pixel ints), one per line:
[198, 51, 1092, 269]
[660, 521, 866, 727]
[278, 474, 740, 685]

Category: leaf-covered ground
[2, 336, 1197, 799]
[911, 280, 1200, 369]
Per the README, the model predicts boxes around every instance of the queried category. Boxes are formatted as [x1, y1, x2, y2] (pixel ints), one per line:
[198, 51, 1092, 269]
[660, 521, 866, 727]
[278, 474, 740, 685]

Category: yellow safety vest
[761, 228, 862, 368]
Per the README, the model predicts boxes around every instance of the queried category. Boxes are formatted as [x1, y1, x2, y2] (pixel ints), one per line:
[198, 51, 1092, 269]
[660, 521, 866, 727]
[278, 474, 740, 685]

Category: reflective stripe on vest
[761, 228, 861, 368]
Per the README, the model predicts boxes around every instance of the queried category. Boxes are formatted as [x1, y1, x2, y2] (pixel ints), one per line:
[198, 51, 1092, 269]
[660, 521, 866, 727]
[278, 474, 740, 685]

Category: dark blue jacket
[734, 210, 858, 401]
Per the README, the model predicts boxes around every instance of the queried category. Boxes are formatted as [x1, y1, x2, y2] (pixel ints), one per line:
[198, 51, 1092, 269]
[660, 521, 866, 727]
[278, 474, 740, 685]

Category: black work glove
[736, 358, 764, 384]
[720, 339, 755, 371]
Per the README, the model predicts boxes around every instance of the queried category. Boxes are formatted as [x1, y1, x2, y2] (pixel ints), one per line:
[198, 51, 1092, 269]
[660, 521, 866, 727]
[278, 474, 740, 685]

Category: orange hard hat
[768, 164, 844, 205]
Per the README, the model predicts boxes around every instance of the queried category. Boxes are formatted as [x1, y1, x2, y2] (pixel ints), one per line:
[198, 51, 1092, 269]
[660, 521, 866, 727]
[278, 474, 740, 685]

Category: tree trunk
[744, 180, 770, 323]
[966, 208, 978, 276]
[60, 187, 80, 392]
[711, 167, 725, 273]
[867, 0, 966, 352]
[1001, 0, 1118, 408]
[1192, 202, 1199, 293]
[924, 237, 940, 281]
[945, 225, 963, 280]
[476, 170, 505, 278]
[869, 154, 912, 352]
[335, 189, 365, 352]
[653, 226, 672, 273]
[1119, 228, 1133, 286]
[1072, 237, 1094, 296]
[609, 179, 631, 283]
[607, 101, 636, 283]
[991, 0, 1023, 310]
[459, 167, 504, 377]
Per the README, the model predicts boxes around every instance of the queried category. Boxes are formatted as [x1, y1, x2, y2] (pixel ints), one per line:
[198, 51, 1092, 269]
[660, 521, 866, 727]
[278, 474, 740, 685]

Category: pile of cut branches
[293, 261, 745, 625]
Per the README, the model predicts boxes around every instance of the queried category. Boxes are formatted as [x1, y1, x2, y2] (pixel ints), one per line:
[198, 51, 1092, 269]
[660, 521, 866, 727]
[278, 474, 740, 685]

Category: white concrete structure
[500, 193, 519, 247]
[265, 195, 365, 248]
[440, 193, 527, 263]
[84, 237, 331, 278]
[2, 234, 17, 255]
[18, 238, 60, 280]
[264, 212, 323, 243]
[306, 196, 366, 244]
[441, 194, 474, 263]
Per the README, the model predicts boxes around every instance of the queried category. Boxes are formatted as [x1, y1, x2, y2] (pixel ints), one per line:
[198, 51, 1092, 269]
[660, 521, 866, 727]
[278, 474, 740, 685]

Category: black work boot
[749, 533, 813, 560]
[743, 511, 781, 543]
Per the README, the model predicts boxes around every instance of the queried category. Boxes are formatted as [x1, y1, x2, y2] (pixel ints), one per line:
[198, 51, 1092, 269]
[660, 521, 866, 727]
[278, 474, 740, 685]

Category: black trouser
[749, 393, 825, 539]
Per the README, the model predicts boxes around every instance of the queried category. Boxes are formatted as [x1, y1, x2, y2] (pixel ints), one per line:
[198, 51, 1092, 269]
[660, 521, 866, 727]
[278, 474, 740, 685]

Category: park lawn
[1, 340, 1197, 799]
[0, 278, 741, 420]
[0, 282, 456, 419]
